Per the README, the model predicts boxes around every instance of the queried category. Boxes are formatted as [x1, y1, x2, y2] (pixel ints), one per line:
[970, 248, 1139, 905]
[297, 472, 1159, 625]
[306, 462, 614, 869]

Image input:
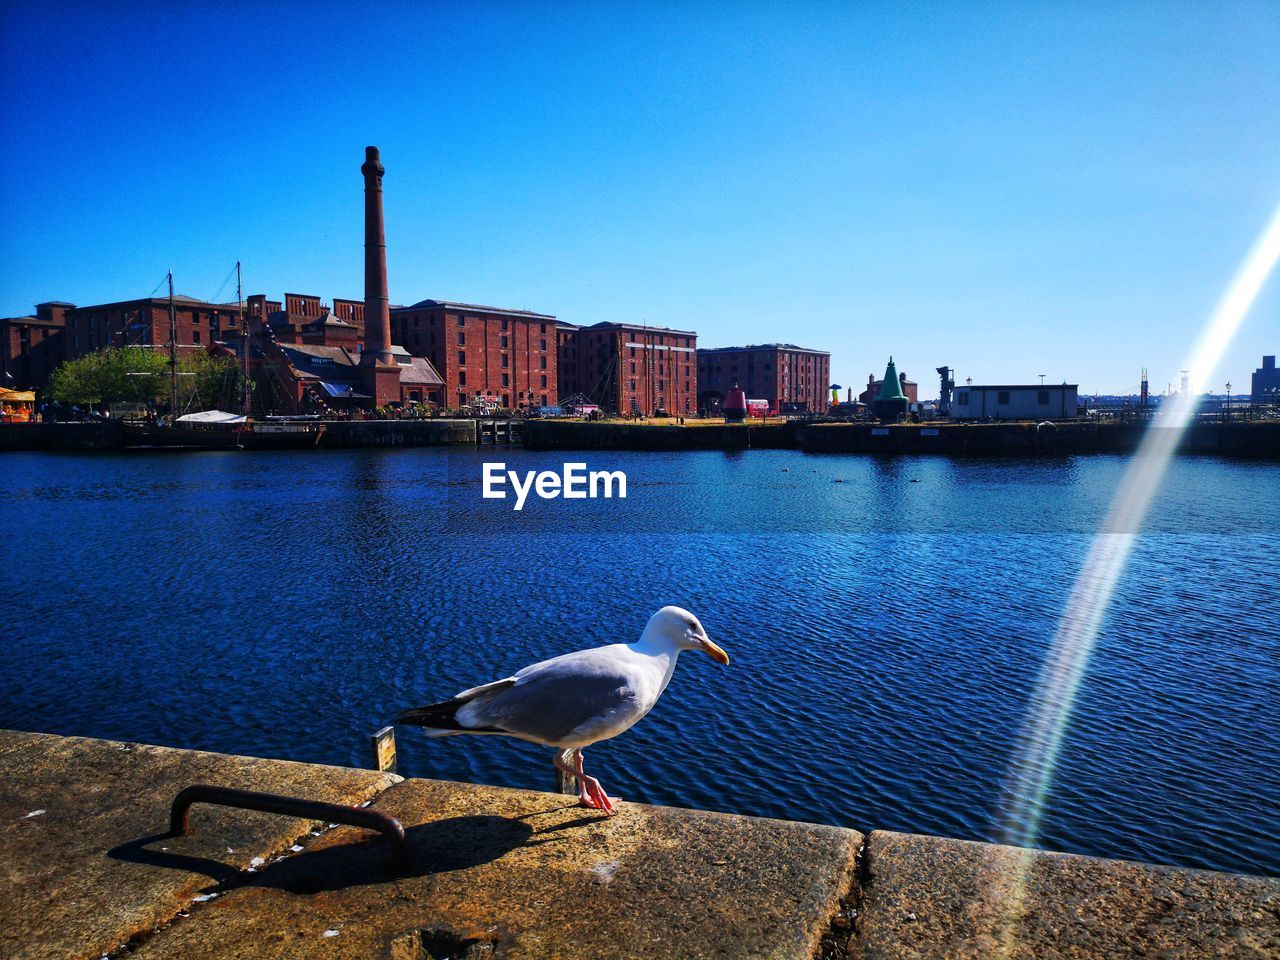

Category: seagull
[395, 606, 729, 815]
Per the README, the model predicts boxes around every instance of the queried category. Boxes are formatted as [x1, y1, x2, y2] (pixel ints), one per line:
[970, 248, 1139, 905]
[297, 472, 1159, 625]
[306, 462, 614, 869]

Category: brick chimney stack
[361, 146, 394, 366]
[359, 146, 400, 407]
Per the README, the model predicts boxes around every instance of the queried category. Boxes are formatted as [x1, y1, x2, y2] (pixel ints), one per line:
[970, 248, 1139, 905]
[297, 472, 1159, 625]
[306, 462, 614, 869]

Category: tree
[177, 350, 241, 413]
[46, 347, 167, 414]
[47, 346, 243, 417]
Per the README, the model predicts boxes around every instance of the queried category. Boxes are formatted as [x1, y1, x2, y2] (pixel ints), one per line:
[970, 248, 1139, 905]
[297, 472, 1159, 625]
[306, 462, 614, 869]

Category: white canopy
[175, 410, 247, 424]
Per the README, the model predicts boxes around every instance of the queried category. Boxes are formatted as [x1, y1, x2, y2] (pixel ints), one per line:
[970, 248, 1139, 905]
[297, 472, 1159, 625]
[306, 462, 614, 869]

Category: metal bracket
[170, 784, 407, 863]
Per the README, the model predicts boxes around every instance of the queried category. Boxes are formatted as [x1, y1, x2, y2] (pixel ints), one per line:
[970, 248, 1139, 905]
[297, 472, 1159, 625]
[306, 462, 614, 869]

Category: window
[541, 394, 548, 405]
[456, 315, 465, 326]
[192, 330, 201, 344]
[502, 354, 509, 368]
[459, 371, 467, 386]
[540, 374, 547, 388]
[1038, 390, 1050, 404]
[540, 322, 546, 333]
[501, 318, 509, 331]
[540, 357, 547, 370]
[629, 379, 636, 390]
[630, 362, 636, 374]
[457, 331, 465, 345]
[501, 335, 508, 349]
[630, 347, 636, 358]
[539, 338, 547, 351]
[502, 373, 509, 387]
[458, 351, 466, 365]
[998, 390, 1010, 404]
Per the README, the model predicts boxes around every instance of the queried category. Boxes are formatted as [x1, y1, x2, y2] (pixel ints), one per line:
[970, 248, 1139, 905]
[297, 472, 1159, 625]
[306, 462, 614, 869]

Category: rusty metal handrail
[170, 784, 407, 862]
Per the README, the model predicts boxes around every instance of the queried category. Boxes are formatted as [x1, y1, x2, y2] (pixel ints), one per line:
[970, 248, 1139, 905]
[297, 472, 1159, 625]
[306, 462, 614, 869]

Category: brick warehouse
[564, 322, 698, 416]
[697, 343, 830, 414]
[247, 290, 444, 413]
[2, 294, 253, 391]
[556, 321, 582, 400]
[1, 303, 70, 389]
[390, 300, 557, 410]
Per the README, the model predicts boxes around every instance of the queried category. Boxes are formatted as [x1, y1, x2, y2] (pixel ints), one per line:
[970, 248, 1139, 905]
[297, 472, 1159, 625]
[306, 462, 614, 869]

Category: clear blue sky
[2, 1, 1277, 396]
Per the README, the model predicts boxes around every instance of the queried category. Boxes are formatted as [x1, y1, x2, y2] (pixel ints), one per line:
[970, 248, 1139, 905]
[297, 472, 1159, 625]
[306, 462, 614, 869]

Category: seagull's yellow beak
[700, 636, 730, 665]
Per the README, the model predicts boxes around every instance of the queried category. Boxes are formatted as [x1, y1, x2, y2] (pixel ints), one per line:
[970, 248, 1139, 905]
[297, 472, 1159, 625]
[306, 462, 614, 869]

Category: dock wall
[797, 420, 1280, 457]
[523, 419, 798, 451]
[317, 418, 478, 447]
[1, 729, 1274, 959]
[5, 418, 1280, 457]
[524, 418, 1280, 457]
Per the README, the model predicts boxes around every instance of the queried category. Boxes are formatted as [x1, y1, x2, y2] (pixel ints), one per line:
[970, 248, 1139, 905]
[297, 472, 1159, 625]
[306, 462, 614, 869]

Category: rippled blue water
[2, 448, 1277, 876]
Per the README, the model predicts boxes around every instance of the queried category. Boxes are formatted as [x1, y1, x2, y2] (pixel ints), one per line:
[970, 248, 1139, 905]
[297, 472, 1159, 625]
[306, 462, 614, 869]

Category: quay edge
[4, 417, 1280, 457]
[0, 729, 1275, 959]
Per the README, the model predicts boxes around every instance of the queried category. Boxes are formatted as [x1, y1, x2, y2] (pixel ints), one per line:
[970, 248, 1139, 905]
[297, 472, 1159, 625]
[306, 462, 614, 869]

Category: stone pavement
[1, 729, 1276, 959]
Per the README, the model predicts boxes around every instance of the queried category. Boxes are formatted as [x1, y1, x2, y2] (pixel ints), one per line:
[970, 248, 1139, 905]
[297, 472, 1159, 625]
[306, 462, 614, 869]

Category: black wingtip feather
[395, 699, 465, 729]
[396, 678, 517, 731]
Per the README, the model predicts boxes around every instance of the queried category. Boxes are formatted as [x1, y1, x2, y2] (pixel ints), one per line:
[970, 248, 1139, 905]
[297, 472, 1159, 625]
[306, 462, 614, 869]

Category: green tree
[177, 350, 241, 413]
[46, 347, 167, 414]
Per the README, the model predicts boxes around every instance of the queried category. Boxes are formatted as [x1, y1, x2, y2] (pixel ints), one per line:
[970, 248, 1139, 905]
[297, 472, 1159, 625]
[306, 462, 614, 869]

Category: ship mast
[167, 271, 178, 418]
[237, 261, 249, 416]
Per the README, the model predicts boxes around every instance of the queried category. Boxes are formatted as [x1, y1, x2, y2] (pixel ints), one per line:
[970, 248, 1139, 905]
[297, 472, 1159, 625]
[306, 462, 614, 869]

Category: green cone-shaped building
[873, 356, 910, 421]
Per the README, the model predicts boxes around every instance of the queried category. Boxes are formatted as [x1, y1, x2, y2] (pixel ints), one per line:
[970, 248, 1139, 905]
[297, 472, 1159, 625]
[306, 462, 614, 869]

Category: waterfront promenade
[2, 729, 1276, 959]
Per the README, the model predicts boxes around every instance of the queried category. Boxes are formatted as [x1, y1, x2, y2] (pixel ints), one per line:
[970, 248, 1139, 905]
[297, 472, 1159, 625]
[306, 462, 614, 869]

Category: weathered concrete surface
[0, 730, 399, 960]
[128, 777, 862, 960]
[7, 731, 1278, 960]
[856, 830, 1280, 959]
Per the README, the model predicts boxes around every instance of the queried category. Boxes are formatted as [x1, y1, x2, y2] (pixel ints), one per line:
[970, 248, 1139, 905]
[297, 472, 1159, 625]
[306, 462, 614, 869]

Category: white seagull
[396, 606, 730, 815]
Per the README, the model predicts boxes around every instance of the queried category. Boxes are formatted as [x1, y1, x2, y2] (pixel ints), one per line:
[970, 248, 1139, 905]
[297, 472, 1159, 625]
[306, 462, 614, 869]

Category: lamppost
[1225, 382, 1232, 421]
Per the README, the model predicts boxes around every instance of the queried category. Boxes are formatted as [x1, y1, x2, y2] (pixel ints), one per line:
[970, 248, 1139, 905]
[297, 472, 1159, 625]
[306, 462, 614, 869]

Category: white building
[951, 383, 1079, 420]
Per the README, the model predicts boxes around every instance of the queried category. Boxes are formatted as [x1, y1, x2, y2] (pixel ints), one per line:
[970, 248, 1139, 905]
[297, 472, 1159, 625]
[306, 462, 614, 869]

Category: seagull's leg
[572, 748, 618, 815]
[552, 748, 580, 799]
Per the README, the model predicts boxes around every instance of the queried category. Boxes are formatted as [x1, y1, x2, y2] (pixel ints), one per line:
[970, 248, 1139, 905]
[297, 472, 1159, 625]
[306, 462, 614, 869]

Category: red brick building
[247, 291, 443, 413]
[257, 341, 443, 413]
[247, 293, 366, 350]
[2, 294, 254, 391]
[62, 294, 249, 360]
[390, 300, 557, 410]
[697, 343, 830, 414]
[556, 322, 582, 401]
[1, 302, 70, 389]
[563, 322, 697, 416]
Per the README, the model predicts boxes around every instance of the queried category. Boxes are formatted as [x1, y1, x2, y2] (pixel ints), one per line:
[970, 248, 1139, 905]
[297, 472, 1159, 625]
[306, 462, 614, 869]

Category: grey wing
[458, 653, 640, 745]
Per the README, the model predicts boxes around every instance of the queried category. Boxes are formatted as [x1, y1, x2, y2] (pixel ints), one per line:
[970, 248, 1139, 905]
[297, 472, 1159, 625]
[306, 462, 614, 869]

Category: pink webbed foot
[577, 774, 619, 815]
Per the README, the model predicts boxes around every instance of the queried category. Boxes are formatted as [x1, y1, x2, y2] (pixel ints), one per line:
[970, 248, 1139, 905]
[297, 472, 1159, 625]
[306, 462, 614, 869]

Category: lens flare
[997, 201, 1280, 849]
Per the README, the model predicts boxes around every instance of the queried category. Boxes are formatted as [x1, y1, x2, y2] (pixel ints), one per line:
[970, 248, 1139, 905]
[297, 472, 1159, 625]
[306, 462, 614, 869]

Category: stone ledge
[3, 731, 1277, 960]
[856, 830, 1280, 959]
[0, 729, 400, 960]
[126, 776, 863, 959]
